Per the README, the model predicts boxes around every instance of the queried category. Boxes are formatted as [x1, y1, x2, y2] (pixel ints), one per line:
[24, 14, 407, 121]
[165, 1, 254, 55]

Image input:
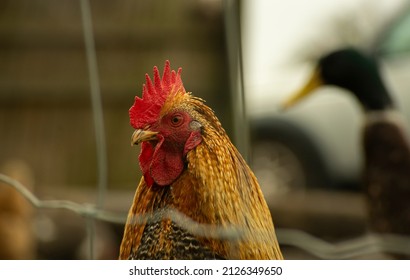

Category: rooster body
[119, 61, 283, 260]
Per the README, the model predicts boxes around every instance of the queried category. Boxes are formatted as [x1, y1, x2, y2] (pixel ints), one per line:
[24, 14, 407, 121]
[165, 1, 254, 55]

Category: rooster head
[129, 61, 202, 187]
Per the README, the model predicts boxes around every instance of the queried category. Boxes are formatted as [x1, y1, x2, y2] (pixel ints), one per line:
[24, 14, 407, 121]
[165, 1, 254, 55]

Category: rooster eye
[170, 114, 183, 127]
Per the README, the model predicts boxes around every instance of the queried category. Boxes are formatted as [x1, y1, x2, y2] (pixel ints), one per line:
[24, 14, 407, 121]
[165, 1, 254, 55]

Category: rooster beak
[281, 67, 323, 110]
[131, 129, 158, 146]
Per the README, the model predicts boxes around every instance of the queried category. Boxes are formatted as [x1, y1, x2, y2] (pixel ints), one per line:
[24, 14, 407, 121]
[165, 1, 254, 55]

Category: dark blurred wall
[0, 0, 230, 191]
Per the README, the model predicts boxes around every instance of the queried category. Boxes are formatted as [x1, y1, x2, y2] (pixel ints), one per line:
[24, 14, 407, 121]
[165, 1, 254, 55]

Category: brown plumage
[364, 112, 410, 236]
[119, 61, 283, 260]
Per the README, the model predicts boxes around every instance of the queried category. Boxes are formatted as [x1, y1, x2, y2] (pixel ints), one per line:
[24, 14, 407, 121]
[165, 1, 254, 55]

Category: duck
[282, 48, 410, 258]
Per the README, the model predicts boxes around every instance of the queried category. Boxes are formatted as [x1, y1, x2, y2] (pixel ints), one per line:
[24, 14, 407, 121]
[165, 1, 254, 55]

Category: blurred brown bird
[119, 61, 283, 260]
[0, 159, 36, 259]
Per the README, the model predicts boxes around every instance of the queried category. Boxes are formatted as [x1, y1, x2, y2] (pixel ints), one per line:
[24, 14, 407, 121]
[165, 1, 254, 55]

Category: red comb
[129, 60, 185, 129]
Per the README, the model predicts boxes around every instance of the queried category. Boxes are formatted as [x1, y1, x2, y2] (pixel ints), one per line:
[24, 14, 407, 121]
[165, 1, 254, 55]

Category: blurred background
[0, 0, 409, 259]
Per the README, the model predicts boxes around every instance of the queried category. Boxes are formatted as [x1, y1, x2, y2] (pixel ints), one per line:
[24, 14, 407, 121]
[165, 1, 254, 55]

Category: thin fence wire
[277, 229, 410, 259]
[80, 0, 108, 210]
[79, 0, 108, 259]
[1, 173, 410, 259]
[223, 0, 249, 161]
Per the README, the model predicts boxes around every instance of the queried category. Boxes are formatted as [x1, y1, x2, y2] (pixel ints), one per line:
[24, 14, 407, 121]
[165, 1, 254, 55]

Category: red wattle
[139, 135, 184, 187]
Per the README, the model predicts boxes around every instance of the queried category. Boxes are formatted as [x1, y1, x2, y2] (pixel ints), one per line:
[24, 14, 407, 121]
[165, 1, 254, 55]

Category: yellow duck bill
[281, 67, 324, 110]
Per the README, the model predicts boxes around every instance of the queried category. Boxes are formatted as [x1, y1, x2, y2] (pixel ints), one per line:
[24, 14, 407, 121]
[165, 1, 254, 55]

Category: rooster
[119, 61, 283, 260]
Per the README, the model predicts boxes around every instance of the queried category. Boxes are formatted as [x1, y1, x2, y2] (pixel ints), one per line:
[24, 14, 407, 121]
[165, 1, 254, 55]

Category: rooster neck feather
[184, 125, 282, 259]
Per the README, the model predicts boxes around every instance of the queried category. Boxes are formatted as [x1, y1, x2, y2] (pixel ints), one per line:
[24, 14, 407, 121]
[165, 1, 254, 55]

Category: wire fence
[1, 173, 410, 259]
